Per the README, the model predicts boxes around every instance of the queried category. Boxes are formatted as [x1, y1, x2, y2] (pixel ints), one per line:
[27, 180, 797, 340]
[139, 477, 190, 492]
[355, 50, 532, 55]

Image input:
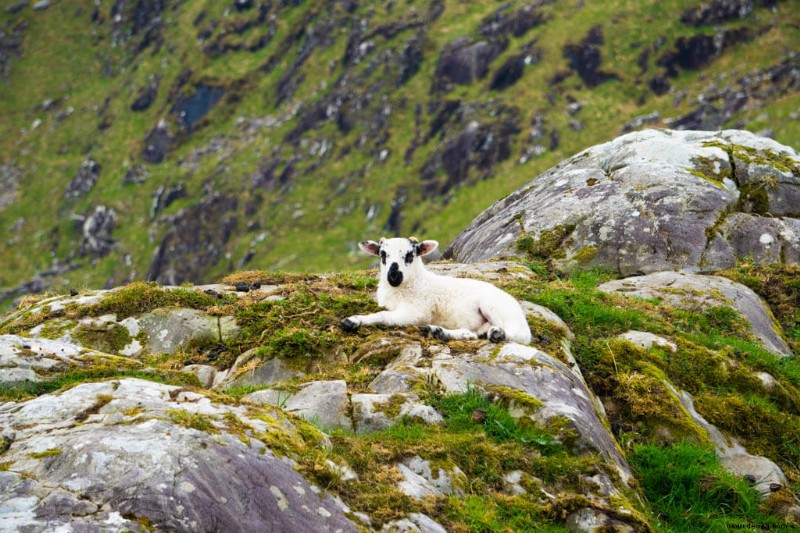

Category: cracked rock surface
[0, 378, 358, 532]
[445, 129, 800, 275]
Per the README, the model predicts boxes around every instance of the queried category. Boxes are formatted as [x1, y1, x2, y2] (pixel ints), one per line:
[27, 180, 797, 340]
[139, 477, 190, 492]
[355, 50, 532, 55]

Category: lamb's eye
[404, 251, 414, 265]
[380, 250, 387, 264]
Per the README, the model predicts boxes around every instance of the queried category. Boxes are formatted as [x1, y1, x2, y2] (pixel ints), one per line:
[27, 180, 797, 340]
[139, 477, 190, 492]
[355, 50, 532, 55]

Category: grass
[630, 441, 783, 532]
[2, 0, 799, 305]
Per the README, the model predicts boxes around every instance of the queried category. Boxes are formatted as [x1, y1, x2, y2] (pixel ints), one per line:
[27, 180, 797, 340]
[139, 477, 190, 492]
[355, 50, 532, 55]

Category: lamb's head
[359, 237, 438, 288]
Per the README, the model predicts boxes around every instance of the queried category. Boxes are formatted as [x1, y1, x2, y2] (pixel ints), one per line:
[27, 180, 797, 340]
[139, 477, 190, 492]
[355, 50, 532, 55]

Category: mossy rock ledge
[1, 261, 799, 531]
[445, 129, 800, 276]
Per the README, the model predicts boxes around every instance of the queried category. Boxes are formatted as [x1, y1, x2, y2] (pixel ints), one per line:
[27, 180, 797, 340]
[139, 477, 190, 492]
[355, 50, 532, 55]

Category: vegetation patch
[27, 448, 63, 460]
[630, 441, 783, 531]
[72, 322, 133, 355]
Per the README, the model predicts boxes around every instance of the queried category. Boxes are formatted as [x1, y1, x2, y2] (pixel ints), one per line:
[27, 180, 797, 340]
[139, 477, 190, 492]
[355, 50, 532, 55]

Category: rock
[433, 38, 506, 90]
[147, 192, 238, 285]
[368, 341, 428, 394]
[32, 1, 50, 11]
[382, 513, 448, 533]
[141, 119, 175, 164]
[566, 507, 638, 533]
[76, 205, 117, 257]
[665, 381, 788, 498]
[681, 0, 755, 26]
[0, 164, 21, 210]
[182, 364, 219, 388]
[562, 25, 619, 88]
[397, 456, 466, 499]
[65, 159, 101, 198]
[351, 393, 443, 432]
[704, 214, 800, 268]
[617, 331, 678, 353]
[0, 379, 359, 532]
[220, 352, 298, 389]
[136, 308, 239, 355]
[431, 342, 633, 485]
[130, 78, 159, 112]
[445, 129, 800, 275]
[0, 334, 138, 387]
[282, 380, 351, 430]
[599, 271, 792, 356]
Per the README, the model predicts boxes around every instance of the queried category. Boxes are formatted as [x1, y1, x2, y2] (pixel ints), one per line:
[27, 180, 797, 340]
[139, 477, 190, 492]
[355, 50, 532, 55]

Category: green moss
[72, 322, 132, 354]
[516, 225, 576, 261]
[572, 245, 598, 264]
[76, 282, 231, 320]
[630, 442, 781, 532]
[166, 409, 220, 433]
[694, 393, 800, 470]
[484, 385, 544, 413]
[374, 393, 407, 419]
[28, 448, 63, 459]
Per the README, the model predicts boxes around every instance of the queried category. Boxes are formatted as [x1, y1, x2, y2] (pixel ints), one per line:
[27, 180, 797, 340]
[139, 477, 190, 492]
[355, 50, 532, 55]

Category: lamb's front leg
[341, 307, 422, 332]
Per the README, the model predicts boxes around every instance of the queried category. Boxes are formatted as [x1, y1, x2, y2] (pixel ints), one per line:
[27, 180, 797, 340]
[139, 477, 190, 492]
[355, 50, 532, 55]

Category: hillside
[2, 259, 799, 531]
[1, 0, 799, 304]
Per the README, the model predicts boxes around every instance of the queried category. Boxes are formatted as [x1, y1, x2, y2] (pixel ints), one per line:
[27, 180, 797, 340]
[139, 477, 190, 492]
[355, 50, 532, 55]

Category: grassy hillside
[1, 0, 799, 302]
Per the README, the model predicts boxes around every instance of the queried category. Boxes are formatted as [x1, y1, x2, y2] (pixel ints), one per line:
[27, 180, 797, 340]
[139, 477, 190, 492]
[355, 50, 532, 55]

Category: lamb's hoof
[421, 325, 446, 340]
[488, 327, 506, 343]
[340, 318, 359, 333]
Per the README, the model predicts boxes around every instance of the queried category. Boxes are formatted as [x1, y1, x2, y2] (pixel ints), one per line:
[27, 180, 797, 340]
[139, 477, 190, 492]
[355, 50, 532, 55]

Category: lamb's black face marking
[404, 250, 414, 265]
[380, 250, 387, 265]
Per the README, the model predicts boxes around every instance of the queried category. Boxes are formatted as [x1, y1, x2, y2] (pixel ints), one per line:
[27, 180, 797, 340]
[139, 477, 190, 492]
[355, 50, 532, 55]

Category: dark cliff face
[0, 0, 799, 303]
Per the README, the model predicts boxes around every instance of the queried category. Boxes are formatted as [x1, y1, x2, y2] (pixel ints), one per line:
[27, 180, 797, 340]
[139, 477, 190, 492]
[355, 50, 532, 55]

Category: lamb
[341, 237, 532, 344]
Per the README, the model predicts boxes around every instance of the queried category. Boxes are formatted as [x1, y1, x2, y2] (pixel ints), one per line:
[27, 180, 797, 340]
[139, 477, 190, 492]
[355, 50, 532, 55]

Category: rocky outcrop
[0, 378, 359, 532]
[1, 258, 798, 530]
[65, 159, 101, 199]
[147, 193, 238, 285]
[445, 129, 800, 275]
[600, 271, 792, 356]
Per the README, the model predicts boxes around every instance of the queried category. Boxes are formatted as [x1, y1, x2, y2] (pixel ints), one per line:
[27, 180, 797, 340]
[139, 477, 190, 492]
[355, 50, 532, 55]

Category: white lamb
[341, 237, 532, 343]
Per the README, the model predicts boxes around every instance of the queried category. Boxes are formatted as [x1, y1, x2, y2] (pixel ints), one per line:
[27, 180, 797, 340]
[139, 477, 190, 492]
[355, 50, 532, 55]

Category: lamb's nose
[387, 263, 403, 287]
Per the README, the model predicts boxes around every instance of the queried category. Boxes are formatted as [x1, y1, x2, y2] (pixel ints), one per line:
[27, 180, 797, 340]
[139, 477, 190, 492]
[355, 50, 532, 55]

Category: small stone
[471, 408, 487, 424]
[770, 483, 783, 492]
[234, 282, 251, 292]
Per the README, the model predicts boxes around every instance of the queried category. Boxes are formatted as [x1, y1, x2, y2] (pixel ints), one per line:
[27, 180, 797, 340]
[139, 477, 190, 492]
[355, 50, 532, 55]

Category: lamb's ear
[359, 240, 382, 256]
[417, 240, 438, 256]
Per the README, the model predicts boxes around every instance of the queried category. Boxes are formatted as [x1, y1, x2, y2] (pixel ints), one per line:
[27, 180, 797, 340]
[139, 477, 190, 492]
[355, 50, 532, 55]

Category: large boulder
[445, 129, 800, 275]
[0, 378, 359, 532]
[599, 271, 792, 356]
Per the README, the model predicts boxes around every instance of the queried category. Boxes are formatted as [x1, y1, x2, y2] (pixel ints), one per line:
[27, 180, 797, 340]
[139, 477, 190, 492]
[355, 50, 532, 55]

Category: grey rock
[566, 507, 638, 533]
[77, 205, 117, 257]
[351, 393, 443, 433]
[599, 271, 792, 356]
[703, 213, 800, 268]
[182, 364, 219, 388]
[282, 380, 351, 430]
[431, 342, 633, 485]
[617, 331, 677, 353]
[397, 456, 466, 499]
[382, 513, 448, 533]
[218, 349, 299, 389]
[521, 300, 575, 341]
[665, 381, 788, 498]
[368, 340, 428, 394]
[0, 378, 358, 532]
[0, 164, 21, 211]
[136, 308, 239, 355]
[65, 159, 101, 198]
[445, 129, 800, 275]
[0, 334, 135, 387]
